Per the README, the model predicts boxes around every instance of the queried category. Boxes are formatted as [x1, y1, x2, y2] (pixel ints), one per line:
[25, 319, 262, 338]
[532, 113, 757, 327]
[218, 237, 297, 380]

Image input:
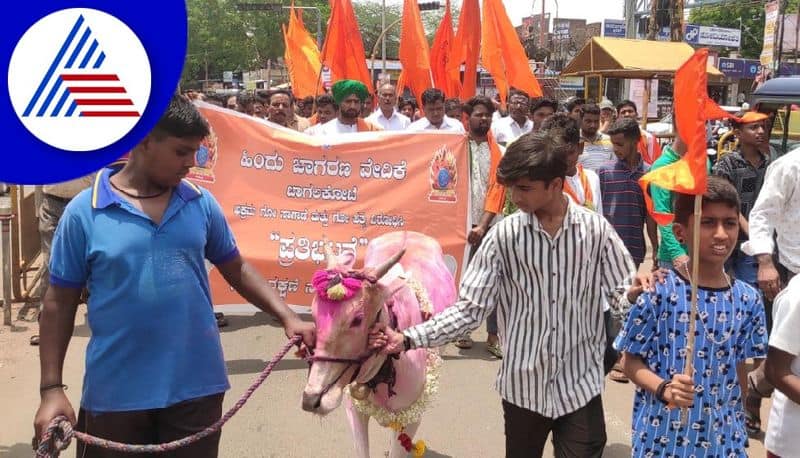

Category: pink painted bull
[301, 231, 456, 457]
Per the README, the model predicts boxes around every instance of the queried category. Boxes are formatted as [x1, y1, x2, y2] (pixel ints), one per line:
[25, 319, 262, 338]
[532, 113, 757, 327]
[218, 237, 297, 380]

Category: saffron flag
[448, 0, 480, 99]
[283, 6, 323, 99]
[399, 0, 434, 109]
[639, 49, 718, 225]
[320, 0, 372, 93]
[430, 0, 460, 97]
[480, 0, 542, 106]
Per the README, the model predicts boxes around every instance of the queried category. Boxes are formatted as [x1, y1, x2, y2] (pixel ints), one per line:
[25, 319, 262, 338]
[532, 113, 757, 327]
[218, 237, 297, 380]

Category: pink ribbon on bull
[311, 270, 365, 302]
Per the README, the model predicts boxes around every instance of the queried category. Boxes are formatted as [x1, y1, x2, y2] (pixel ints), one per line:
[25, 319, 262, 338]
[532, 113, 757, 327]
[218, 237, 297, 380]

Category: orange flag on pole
[283, 6, 323, 99]
[448, 0, 480, 99]
[430, 0, 460, 97]
[638, 49, 715, 225]
[480, 0, 542, 106]
[399, 0, 433, 109]
[320, 0, 372, 92]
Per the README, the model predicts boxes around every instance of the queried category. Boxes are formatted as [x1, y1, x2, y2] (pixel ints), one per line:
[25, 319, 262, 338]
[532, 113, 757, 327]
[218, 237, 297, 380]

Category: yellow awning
[561, 37, 724, 79]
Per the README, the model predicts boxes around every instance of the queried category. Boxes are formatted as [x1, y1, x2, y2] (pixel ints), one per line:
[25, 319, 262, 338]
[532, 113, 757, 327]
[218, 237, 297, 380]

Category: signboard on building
[684, 24, 741, 48]
[554, 19, 571, 40]
[762, 1, 780, 66]
[718, 57, 762, 79]
[603, 19, 626, 38]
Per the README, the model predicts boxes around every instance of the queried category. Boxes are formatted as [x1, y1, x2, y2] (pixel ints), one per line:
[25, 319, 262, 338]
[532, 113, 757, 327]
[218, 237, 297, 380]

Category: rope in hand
[35, 335, 303, 458]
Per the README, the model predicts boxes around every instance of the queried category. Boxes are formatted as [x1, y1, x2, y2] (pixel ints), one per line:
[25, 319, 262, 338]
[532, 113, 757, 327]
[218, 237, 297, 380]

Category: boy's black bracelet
[655, 379, 671, 403]
[403, 335, 412, 352]
[40, 383, 67, 393]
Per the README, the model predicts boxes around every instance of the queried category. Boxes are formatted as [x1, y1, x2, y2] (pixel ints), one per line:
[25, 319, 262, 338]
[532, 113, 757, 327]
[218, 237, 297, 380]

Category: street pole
[382, 0, 387, 80]
[0, 193, 13, 326]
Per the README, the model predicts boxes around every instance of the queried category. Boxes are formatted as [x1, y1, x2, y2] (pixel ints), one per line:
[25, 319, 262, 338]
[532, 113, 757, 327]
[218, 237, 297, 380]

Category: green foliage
[688, 0, 800, 59]
[182, 0, 330, 87]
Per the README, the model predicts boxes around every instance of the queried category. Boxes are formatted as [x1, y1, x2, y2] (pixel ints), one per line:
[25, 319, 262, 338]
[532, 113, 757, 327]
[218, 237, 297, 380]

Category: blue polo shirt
[49, 167, 238, 412]
[598, 160, 649, 266]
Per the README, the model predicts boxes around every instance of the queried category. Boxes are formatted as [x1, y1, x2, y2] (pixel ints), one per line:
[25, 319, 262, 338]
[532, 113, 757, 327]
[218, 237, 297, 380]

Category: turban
[331, 80, 369, 105]
[736, 111, 768, 124]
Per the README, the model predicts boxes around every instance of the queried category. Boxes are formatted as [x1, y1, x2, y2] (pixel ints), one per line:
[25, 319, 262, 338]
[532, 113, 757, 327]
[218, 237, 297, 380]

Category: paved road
[0, 306, 771, 457]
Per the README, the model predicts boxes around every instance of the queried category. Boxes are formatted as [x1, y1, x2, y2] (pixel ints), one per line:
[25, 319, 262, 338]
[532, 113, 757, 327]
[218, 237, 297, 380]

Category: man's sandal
[486, 342, 503, 359]
[744, 392, 762, 435]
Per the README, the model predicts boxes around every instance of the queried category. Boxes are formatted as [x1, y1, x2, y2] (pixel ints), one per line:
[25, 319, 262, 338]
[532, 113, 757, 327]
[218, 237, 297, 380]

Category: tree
[689, 0, 800, 60]
[182, 0, 331, 87]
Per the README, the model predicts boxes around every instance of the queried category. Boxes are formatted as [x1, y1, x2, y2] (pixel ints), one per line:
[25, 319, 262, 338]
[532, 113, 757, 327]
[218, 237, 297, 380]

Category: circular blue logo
[2, 1, 187, 184]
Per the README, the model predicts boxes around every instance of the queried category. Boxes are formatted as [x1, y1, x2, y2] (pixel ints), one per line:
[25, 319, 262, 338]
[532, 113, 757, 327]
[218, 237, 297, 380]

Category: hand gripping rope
[35, 335, 303, 457]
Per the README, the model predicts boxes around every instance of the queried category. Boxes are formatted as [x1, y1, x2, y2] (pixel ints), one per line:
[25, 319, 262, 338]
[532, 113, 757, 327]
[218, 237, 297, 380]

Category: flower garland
[348, 350, 441, 428]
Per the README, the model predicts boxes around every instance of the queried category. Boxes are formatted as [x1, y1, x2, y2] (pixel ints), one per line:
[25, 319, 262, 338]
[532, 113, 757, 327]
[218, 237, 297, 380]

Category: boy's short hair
[530, 97, 558, 114]
[497, 131, 568, 186]
[316, 94, 337, 109]
[421, 88, 445, 106]
[673, 176, 740, 225]
[398, 98, 417, 111]
[580, 103, 601, 117]
[445, 97, 462, 112]
[565, 97, 585, 112]
[509, 89, 530, 101]
[606, 117, 642, 142]
[462, 96, 495, 116]
[616, 99, 638, 113]
[151, 94, 210, 140]
[540, 113, 580, 145]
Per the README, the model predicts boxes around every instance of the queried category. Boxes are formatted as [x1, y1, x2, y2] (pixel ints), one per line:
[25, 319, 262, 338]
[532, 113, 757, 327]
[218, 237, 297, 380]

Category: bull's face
[301, 248, 404, 414]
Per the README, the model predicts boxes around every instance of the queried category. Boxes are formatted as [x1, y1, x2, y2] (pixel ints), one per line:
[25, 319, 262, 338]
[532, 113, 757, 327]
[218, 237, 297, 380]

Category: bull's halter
[306, 287, 388, 403]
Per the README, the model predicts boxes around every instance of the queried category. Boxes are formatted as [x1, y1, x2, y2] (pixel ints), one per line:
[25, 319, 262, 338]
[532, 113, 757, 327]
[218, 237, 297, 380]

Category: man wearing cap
[315, 80, 382, 135]
[598, 99, 616, 134]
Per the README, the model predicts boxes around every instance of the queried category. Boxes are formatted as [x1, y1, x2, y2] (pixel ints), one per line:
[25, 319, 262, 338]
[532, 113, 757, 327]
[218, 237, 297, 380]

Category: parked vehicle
[750, 76, 800, 157]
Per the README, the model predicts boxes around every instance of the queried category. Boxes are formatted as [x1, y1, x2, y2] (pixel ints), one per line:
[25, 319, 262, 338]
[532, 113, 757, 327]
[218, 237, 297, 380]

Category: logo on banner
[428, 146, 458, 203]
[187, 124, 219, 183]
[8, 8, 151, 152]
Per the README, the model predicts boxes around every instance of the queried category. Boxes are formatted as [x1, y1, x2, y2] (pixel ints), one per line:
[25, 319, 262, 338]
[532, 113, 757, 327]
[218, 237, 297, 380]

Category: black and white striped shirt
[405, 196, 635, 418]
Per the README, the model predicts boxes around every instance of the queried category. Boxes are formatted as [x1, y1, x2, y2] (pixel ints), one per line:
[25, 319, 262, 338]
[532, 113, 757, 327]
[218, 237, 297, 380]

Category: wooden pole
[642, 79, 651, 129]
[681, 194, 703, 425]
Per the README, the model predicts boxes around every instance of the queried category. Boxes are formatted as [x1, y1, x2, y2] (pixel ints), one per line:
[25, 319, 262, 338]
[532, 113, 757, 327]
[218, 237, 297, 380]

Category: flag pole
[681, 193, 702, 425]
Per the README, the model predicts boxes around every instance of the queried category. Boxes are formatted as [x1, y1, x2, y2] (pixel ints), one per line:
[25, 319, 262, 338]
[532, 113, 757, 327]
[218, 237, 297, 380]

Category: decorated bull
[301, 231, 456, 457]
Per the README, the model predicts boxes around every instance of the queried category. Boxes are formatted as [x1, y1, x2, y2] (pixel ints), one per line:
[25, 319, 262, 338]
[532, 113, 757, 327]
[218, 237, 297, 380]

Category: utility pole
[777, 0, 788, 74]
[381, 0, 387, 79]
[670, 0, 684, 42]
[647, 0, 658, 40]
[540, 0, 546, 48]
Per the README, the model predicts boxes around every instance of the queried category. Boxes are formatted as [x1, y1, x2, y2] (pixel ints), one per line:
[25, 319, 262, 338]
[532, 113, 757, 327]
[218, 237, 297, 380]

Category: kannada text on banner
[191, 105, 469, 307]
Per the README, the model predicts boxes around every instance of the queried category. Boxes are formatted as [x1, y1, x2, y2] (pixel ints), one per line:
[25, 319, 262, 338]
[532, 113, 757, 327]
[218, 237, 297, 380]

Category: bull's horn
[372, 248, 406, 280]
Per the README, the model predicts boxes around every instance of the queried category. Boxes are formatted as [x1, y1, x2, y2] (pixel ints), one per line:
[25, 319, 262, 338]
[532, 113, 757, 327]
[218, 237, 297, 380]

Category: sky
[375, 0, 627, 29]
[503, 0, 626, 27]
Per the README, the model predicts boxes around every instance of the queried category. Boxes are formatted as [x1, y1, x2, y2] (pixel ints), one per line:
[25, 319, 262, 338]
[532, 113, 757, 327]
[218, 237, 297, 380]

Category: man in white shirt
[365, 83, 410, 131]
[491, 90, 532, 146]
[765, 275, 800, 458]
[315, 80, 381, 135]
[578, 104, 615, 171]
[741, 147, 800, 428]
[407, 88, 465, 133]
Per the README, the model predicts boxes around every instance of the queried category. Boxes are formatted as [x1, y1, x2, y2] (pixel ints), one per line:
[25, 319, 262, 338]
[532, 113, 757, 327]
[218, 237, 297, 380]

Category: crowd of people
[29, 81, 800, 458]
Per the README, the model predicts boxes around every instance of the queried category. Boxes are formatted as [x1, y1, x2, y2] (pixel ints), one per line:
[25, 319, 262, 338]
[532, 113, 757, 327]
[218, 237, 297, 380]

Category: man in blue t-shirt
[33, 95, 315, 458]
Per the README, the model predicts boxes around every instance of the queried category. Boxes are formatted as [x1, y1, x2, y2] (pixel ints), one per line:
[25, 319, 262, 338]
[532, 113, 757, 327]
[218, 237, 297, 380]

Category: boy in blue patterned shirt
[614, 176, 768, 457]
